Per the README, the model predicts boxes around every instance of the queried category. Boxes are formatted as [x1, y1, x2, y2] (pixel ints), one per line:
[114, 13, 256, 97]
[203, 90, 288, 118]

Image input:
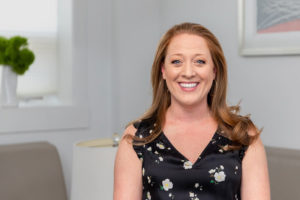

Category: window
[0, 0, 58, 99]
[0, 0, 89, 133]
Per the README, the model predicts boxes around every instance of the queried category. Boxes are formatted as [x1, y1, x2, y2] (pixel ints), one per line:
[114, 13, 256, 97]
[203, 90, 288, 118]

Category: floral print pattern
[161, 179, 173, 191]
[209, 165, 226, 184]
[183, 160, 193, 169]
[146, 191, 151, 200]
[132, 121, 246, 200]
[156, 142, 165, 149]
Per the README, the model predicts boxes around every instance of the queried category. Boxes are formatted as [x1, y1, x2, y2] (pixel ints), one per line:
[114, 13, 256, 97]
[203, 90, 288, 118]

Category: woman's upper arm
[241, 135, 270, 200]
[113, 124, 143, 200]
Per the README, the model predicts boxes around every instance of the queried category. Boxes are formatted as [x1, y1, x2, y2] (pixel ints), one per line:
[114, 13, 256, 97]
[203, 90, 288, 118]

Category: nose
[181, 61, 195, 78]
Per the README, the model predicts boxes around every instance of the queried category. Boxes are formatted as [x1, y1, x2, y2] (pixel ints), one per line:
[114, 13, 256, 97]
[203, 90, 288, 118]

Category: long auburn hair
[125, 22, 260, 149]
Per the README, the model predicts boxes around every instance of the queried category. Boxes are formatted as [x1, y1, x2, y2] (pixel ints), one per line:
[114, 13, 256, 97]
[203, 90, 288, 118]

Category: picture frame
[238, 0, 300, 56]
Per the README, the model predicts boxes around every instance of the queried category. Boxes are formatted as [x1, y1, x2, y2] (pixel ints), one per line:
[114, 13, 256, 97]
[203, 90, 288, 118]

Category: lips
[178, 82, 199, 91]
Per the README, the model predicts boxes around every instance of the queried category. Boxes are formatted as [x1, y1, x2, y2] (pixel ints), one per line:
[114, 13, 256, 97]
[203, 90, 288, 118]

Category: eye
[195, 59, 206, 64]
[171, 60, 181, 64]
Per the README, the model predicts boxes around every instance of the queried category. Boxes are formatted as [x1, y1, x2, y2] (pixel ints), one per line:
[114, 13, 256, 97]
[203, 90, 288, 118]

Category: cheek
[162, 67, 176, 80]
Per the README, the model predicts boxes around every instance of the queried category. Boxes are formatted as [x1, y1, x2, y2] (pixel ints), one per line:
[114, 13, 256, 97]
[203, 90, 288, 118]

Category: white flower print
[147, 176, 151, 184]
[149, 129, 153, 134]
[214, 171, 226, 182]
[183, 161, 193, 169]
[189, 183, 202, 200]
[147, 146, 152, 151]
[234, 165, 239, 175]
[189, 191, 200, 200]
[168, 192, 175, 199]
[162, 179, 173, 191]
[189, 192, 195, 197]
[154, 151, 159, 154]
[142, 168, 145, 176]
[156, 143, 165, 149]
[147, 191, 151, 200]
[209, 165, 226, 184]
[159, 156, 164, 161]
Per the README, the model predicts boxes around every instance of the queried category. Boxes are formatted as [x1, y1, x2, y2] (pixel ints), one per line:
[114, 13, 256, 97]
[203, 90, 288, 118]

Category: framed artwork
[238, 0, 300, 55]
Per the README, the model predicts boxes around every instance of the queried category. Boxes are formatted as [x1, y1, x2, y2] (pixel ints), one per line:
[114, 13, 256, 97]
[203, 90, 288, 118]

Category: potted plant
[0, 36, 35, 107]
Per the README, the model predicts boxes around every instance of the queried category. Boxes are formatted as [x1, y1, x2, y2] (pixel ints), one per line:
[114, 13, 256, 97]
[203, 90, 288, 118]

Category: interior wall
[111, 0, 300, 149]
[158, 0, 300, 149]
[111, 0, 162, 134]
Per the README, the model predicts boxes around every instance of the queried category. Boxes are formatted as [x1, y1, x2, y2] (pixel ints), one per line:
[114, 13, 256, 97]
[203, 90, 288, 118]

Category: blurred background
[0, 0, 299, 199]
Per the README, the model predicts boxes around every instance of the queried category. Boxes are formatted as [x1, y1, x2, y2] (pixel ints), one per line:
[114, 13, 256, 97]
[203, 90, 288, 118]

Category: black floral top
[133, 120, 248, 200]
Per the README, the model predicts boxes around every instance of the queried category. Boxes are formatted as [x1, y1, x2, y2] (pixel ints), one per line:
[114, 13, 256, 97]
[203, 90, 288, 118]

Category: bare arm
[241, 134, 270, 200]
[113, 124, 143, 200]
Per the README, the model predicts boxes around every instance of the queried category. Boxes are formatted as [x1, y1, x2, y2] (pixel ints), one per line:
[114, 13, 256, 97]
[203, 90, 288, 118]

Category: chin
[177, 98, 205, 108]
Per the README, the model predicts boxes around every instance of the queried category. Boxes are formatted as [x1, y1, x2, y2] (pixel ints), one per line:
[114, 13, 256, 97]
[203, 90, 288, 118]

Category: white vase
[1, 65, 19, 107]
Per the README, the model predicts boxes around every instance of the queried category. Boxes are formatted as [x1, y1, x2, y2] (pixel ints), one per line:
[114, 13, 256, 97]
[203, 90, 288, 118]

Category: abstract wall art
[238, 0, 300, 55]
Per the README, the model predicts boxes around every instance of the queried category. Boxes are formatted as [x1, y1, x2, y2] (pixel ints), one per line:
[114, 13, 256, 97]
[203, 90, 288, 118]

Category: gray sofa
[266, 146, 300, 200]
[0, 142, 67, 200]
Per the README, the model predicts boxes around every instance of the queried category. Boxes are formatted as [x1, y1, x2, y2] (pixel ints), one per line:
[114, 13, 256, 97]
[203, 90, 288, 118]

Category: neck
[166, 100, 212, 123]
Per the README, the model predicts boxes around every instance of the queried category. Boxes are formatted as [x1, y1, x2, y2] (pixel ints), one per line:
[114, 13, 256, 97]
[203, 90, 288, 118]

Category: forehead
[166, 33, 211, 56]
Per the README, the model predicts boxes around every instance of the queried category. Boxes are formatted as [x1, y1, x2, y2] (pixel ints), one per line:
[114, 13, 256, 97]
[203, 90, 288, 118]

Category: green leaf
[0, 35, 35, 75]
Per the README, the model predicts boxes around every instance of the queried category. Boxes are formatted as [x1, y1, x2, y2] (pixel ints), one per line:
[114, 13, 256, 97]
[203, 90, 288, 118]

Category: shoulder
[114, 123, 143, 199]
[121, 120, 144, 140]
[123, 123, 138, 137]
[241, 134, 270, 199]
[114, 124, 141, 172]
[247, 127, 259, 137]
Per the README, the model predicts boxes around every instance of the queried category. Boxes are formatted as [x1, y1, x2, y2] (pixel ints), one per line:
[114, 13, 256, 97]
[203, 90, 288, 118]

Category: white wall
[112, 0, 300, 150]
[0, 0, 299, 198]
[158, 0, 300, 149]
[111, 0, 162, 134]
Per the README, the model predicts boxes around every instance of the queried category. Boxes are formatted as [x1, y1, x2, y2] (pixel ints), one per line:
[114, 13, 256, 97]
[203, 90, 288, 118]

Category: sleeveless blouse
[133, 120, 248, 200]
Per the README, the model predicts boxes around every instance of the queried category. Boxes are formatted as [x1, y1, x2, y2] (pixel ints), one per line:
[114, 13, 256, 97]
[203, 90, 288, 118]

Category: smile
[178, 82, 199, 91]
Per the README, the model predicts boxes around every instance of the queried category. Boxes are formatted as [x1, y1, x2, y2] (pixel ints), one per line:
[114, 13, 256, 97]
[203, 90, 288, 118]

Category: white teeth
[179, 83, 198, 88]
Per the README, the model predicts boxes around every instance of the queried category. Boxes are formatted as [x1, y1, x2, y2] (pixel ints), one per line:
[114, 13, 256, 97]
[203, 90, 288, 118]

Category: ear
[213, 67, 217, 80]
[161, 64, 166, 80]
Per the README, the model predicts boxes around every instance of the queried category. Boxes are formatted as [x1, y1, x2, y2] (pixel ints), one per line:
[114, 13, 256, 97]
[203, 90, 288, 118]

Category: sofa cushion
[0, 141, 67, 200]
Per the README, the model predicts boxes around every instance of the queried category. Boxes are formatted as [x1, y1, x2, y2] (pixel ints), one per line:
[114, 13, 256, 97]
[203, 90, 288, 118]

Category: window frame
[0, 0, 90, 133]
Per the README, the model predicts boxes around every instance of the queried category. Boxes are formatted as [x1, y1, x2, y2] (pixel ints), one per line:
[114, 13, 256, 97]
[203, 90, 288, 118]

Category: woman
[114, 22, 270, 200]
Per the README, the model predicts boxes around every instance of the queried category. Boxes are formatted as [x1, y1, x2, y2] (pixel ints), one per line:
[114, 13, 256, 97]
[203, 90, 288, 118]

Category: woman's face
[162, 33, 216, 108]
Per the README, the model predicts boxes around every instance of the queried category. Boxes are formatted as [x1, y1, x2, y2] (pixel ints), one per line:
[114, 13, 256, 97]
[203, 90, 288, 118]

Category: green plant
[0, 36, 35, 75]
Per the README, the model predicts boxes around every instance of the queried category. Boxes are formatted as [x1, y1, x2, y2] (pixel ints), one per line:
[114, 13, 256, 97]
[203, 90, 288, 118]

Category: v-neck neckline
[161, 130, 218, 166]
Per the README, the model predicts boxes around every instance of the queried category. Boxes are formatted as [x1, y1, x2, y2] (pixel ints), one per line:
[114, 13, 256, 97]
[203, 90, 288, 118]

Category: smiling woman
[114, 22, 270, 200]
[162, 33, 216, 108]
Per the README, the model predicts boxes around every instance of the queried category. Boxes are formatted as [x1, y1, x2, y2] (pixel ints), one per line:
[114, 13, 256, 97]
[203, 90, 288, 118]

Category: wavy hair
[125, 22, 260, 149]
